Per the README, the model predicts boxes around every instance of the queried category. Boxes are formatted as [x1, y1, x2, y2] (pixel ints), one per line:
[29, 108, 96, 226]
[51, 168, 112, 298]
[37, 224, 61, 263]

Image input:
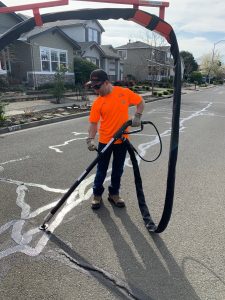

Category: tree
[140, 31, 172, 93]
[200, 52, 225, 82]
[52, 65, 67, 104]
[190, 71, 203, 84]
[74, 57, 97, 85]
[180, 51, 198, 80]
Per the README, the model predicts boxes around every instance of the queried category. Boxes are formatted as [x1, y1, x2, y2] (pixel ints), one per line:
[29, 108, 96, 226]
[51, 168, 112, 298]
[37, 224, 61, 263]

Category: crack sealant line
[0, 102, 214, 261]
[53, 250, 141, 300]
[0, 156, 30, 166]
[0, 177, 67, 194]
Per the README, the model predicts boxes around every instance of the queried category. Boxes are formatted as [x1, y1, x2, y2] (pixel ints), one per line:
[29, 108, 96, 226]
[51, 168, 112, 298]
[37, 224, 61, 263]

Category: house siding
[11, 41, 32, 82]
[0, 12, 22, 75]
[123, 48, 150, 81]
[82, 46, 101, 61]
[30, 31, 75, 71]
[117, 44, 173, 82]
[61, 20, 102, 43]
[0, 14, 19, 34]
[62, 26, 85, 42]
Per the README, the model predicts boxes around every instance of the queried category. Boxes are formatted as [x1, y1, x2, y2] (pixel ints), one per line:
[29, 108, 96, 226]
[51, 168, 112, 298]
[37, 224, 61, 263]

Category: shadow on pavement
[95, 204, 200, 300]
[47, 230, 147, 300]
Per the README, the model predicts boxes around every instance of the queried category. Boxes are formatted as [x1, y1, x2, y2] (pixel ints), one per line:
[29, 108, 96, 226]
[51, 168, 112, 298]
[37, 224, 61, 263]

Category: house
[0, 1, 24, 76]
[14, 25, 81, 87]
[0, 4, 124, 87]
[116, 41, 173, 82]
[100, 45, 123, 81]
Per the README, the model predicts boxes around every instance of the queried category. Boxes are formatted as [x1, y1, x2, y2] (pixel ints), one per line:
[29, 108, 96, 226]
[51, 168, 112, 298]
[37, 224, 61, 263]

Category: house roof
[157, 46, 170, 52]
[100, 45, 121, 59]
[29, 19, 105, 32]
[116, 41, 171, 53]
[116, 41, 151, 50]
[78, 41, 105, 56]
[78, 42, 121, 59]
[20, 26, 81, 49]
[0, 1, 24, 22]
[17, 13, 30, 21]
[19, 19, 105, 41]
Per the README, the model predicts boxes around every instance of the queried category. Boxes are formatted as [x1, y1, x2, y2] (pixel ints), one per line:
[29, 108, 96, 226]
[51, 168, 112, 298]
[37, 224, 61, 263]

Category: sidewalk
[0, 85, 215, 134]
[5, 84, 215, 117]
[5, 95, 97, 117]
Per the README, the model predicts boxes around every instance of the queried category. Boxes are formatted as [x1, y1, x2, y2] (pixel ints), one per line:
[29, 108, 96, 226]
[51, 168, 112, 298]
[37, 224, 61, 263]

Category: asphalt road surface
[0, 86, 224, 300]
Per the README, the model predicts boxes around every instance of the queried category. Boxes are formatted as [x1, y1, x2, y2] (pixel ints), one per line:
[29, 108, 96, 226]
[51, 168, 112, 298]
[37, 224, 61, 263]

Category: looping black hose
[129, 121, 162, 163]
[1, 8, 181, 234]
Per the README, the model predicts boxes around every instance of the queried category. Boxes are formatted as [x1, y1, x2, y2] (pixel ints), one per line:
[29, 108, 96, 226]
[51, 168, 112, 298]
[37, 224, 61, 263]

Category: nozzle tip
[39, 224, 48, 231]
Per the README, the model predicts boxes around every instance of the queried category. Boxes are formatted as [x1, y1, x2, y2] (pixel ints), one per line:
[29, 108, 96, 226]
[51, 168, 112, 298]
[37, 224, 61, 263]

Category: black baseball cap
[86, 69, 109, 87]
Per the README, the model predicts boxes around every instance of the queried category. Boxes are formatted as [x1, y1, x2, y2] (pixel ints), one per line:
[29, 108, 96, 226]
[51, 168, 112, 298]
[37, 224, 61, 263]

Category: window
[40, 48, 50, 71]
[51, 50, 58, 72]
[40, 47, 68, 72]
[118, 50, 127, 60]
[88, 28, 98, 43]
[109, 59, 115, 71]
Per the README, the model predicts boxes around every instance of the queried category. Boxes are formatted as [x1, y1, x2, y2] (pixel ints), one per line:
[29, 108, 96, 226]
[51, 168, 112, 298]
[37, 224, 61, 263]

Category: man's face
[92, 81, 108, 96]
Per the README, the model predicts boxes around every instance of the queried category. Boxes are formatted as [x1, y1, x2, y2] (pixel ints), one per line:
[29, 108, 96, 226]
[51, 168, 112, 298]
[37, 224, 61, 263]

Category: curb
[0, 111, 90, 134]
[0, 94, 174, 135]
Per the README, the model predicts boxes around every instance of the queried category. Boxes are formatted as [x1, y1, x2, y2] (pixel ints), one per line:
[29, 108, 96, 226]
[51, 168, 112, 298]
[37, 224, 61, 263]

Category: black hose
[0, 9, 181, 233]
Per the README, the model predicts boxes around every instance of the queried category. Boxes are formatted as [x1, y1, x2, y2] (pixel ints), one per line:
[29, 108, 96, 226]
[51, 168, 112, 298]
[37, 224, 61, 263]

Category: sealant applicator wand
[39, 120, 132, 231]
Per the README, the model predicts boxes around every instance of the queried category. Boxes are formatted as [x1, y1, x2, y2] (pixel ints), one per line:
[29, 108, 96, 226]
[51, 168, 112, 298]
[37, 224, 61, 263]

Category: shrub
[190, 71, 203, 84]
[157, 92, 163, 97]
[64, 83, 76, 90]
[0, 76, 9, 91]
[0, 100, 8, 122]
[52, 66, 68, 104]
[74, 57, 97, 84]
[163, 91, 169, 95]
[38, 83, 55, 90]
[153, 91, 158, 96]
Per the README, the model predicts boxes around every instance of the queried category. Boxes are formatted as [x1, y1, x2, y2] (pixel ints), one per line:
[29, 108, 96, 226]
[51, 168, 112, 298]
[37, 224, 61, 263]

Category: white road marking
[0, 102, 213, 260]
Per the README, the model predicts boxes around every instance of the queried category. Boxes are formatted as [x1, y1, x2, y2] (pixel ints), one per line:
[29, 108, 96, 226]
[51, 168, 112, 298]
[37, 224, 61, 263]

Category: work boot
[91, 195, 102, 209]
[108, 194, 125, 208]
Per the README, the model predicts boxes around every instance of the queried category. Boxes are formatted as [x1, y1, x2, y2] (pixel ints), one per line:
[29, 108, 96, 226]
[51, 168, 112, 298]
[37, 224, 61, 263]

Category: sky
[4, 0, 225, 62]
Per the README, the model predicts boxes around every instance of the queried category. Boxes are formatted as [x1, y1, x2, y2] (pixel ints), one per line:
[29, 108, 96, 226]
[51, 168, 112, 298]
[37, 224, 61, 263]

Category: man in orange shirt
[86, 69, 144, 209]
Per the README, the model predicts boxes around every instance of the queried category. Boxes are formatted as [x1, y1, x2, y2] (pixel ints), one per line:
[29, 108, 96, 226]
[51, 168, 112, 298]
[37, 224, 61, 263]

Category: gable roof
[78, 42, 121, 59]
[100, 45, 121, 59]
[31, 19, 105, 32]
[0, 1, 24, 22]
[116, 41, 151, 50]
[78, 41, 105, 56]
[18, 19, 105, 41]
[17, 13, 30, 21]
[20, 26, 81, 49]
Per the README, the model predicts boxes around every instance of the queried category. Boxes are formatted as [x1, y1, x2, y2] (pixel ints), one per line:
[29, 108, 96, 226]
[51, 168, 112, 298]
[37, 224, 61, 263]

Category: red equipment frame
[0, 0, 69, 26]
[78, 0, 169, 19]
[0, 0, 169, 26]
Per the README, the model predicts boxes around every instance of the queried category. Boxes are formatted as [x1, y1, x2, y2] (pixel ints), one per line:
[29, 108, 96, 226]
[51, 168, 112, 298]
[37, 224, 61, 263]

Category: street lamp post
[208, 39, 225, 84]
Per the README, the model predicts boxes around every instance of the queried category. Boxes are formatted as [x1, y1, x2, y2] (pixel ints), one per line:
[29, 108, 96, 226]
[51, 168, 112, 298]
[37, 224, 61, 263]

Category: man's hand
[131, 113, 142, 127]
[86, 138, 97, 151]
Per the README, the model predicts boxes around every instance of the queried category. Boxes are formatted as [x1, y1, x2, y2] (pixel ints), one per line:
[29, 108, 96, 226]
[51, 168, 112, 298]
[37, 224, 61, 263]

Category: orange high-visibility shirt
[89, 86, 142, 144]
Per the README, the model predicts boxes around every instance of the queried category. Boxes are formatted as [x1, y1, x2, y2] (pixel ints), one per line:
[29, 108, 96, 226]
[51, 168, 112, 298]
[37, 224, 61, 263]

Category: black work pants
[93, 142, 127, 196]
